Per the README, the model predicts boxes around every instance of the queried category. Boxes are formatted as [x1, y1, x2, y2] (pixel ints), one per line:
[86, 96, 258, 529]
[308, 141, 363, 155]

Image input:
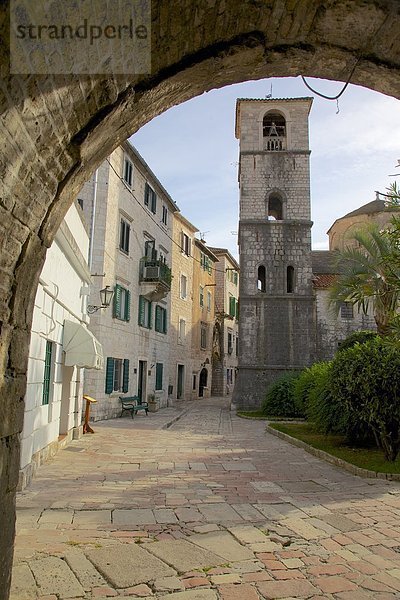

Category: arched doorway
[1, 1, 400, 595]
[199, 368, 208, 398]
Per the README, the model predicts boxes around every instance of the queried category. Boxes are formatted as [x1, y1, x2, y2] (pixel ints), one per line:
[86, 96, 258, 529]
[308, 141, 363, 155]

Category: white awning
[62, 320, 103, 370]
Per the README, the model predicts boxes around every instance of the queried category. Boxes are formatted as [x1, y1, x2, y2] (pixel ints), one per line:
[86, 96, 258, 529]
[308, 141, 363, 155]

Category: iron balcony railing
[139, 257, 172, 289]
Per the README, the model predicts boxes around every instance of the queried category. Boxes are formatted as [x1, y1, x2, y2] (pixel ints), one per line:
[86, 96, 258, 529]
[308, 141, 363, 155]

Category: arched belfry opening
[267, 193, 284, 220]
[263, 111, 286, 151]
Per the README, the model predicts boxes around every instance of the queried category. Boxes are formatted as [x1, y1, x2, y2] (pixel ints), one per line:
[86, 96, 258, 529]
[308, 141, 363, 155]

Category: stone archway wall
[0, 0, 400, 596]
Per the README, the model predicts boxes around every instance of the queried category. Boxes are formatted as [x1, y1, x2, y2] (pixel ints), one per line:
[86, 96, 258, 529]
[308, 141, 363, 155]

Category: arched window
[263, 111, 286, 151]
[268, 193, 283, 220]
[257, 265, 266, 292]
[287, 266, 295, 293]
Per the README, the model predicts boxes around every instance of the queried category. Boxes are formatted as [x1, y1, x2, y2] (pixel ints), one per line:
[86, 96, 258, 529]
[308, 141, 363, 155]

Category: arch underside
[0, 0, 400, 596]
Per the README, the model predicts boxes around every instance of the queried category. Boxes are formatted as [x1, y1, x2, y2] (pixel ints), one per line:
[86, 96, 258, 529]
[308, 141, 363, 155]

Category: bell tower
[232, 97, 316, 408]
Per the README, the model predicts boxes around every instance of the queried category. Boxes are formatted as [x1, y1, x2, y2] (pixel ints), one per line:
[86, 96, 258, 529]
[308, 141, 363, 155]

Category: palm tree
[329, 224, 400, 336]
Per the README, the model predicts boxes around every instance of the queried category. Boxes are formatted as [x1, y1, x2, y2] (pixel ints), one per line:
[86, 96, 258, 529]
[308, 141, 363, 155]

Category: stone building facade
[169, 212, 198, 401]
[78, 141, 178, 420]
[208, 248, 240, 397]
[232, 97, 316, 409]
[191, 240, 218, 399]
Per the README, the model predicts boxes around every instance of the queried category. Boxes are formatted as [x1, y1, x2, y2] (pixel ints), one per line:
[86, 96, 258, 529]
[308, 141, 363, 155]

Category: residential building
[208, 248, 240, 396]
[78, 141, 178, 419]
[19, 201, 103, 489]
[191, 240, 218, 398]
[169, 212, 198, 401]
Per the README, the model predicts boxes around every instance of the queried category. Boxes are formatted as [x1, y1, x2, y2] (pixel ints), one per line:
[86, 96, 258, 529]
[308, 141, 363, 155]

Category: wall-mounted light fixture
[87, 286, 114, 314]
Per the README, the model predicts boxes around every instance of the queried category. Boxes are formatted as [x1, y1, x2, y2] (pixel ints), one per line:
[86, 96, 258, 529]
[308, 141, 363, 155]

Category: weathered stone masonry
[1, 1, 400, 596]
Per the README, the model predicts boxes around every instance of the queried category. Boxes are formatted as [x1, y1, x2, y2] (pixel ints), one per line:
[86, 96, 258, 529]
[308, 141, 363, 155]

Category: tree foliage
[262, 372, 301, 418]
[330, 337, 400, 461]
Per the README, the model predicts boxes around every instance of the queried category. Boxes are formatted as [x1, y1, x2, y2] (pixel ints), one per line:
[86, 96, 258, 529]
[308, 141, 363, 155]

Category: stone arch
[1, 1, 400, 595]
[263, 110, 287, 150]
[257, 265, 266, 292]
[266, 189, 286, 220]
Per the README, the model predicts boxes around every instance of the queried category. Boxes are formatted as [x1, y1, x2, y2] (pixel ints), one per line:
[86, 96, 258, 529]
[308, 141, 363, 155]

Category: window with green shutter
[229, 295, 236, 317]
[235, 299, 239, 319]
[138, 295, 152, 328]
[155, 363, 163, 390]
[144, 183, 157, 213]
[113, 284, 130, 321]
[123, 359, 130, 393]
[155, 305, 167, 333]
[105, 357, 114, 393]
[42, 340, 53, 405]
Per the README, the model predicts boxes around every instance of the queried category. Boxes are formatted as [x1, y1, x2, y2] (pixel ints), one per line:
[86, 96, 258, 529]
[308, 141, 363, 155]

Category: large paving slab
[145, 539, 226, 572]
[85, 543, 176, 587]
[13, 397, 400, 599]
[189, 531, 255, 562]
[29, 556, 85, 598]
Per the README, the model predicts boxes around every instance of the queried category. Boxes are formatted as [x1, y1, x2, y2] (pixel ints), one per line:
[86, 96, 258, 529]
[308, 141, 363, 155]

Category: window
[155, 305, 167, 333]
[162, 205, 168, 226]
[180, 274, 187, 299]
[229, 295, 236, 317]
[287, 266, 295, 293]
[340, 302, 354, 319]
[178, 318, 186, 344]
[257, 265, 266, 292]
[105, 357, 129, 393]
[199, 286, 204, 307]
[144, 182, 157, 213]
[268, 193, 283, 220]
[123, 157, 133, 187]
[200, 322, 207, 349]
[156, 363, 163, 391]
[233, 271, 238, 285]
[145, 239, 156, 259]
[200, 251, 212, 274]
[207, 291, 212, 312]
[235, 336, 239, 356]
[192, 374, 197, 391]
[119, 218, 130, 254]
[42, 340, 54, 405]
[138, 295, 152, 328]
[227, 331, 233, 355]
[113, 284, 131, 321]
[181, 232, 191, 256]
[263, 111, 286, 151]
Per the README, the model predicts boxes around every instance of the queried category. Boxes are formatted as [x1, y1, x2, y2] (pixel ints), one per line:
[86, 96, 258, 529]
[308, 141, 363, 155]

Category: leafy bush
[337, 330, 378, 352]
[262, 372, 302, 418]
[293, 362, 329, 417]
[306, 362, 348, 435]
[331, 337, 400, 461]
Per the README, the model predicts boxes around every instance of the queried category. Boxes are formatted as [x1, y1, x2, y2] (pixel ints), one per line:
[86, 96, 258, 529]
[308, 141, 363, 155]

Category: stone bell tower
[232, 97, 316, 409]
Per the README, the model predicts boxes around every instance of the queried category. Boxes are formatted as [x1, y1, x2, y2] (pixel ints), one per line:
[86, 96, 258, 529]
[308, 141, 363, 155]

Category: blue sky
[131, 77, 400, 258]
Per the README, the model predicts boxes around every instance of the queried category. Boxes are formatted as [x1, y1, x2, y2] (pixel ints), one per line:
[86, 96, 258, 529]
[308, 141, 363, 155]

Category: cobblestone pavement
[12, 398, 400, 599]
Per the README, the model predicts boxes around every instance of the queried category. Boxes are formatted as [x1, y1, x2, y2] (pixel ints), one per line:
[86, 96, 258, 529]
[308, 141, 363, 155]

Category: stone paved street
[11, 398, 400, 599]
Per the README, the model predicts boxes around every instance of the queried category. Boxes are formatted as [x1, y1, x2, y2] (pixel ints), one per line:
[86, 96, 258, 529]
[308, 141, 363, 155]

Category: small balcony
[139, 257, 172, 301]
[264, 136, 286, 151]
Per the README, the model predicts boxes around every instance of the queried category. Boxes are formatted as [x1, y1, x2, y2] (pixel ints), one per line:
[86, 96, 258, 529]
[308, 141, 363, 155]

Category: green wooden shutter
[155, 363, 163, 390]
[163, 308, 167, 334]
[105, 357, 114, 393]
[151, 190, 157, 213]
[148, 301, 152, 329]
[122, 359, 129, 393]
[229, 296, 236, 317]
[125, 290, 131, 322]
[235, 299, 239, 319]
[138, 295, 145, 326]
[144, 182, 149, 206]
[42, 340, 53, 405]
[155, 305, 161, 332]
[113, 284, 121, 319]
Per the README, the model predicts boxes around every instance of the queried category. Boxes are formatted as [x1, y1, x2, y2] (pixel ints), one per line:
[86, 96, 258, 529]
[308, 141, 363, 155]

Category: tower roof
[235, 97, 313, 138]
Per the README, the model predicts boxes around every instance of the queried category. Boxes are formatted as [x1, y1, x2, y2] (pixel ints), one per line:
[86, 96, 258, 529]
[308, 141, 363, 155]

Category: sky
[131, 77, 400, 258]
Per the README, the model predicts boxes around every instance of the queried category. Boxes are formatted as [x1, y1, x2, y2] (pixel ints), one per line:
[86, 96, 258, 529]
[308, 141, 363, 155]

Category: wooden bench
[120, 396, 149, 418]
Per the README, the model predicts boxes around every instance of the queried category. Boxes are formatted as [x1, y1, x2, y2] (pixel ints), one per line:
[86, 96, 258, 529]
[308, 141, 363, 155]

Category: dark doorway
[177, 364, 184, 399]
[199, 368, 208, 397]
[138, 360, 147, 402]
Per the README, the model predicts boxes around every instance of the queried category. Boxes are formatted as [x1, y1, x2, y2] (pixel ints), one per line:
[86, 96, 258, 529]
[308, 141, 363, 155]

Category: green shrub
[337, 330, 378, 352]
[293, 362, 330, 417]
[262, 372, 301, 418]
[306, 362, 348, 435]
[331, 337, 400, 461]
